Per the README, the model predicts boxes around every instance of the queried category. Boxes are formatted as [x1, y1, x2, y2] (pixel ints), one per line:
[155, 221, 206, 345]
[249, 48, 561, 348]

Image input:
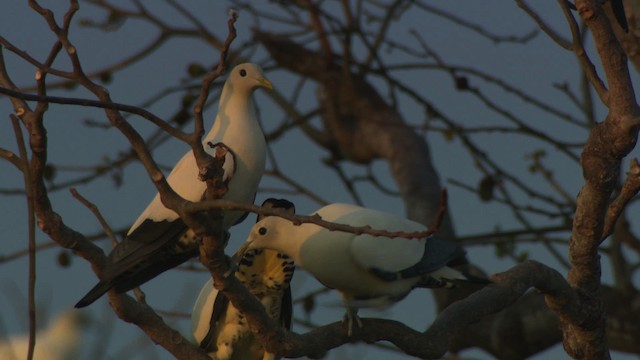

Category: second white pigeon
[243, 203, 473, 335]
[76, 63, 271, 308]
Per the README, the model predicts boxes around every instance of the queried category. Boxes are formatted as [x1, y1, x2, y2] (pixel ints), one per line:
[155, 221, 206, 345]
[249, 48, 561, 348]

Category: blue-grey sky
[1, 1, 638, 359]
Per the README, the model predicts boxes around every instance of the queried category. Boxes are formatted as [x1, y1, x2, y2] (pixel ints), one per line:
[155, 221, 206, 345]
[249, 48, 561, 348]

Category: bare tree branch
[601, 158, 640, 241]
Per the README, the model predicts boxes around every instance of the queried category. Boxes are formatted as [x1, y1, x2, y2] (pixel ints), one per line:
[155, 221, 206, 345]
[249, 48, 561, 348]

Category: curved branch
[207, 260, 588, 359]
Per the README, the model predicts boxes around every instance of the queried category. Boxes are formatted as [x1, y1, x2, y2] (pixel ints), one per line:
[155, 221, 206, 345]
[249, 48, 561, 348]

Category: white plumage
[0, 310, 89, 360]
[245, 203, 469, 335]
[76, 63, 271, 308]
[191, 198, 295, 360]
[130, 64, 270, 231]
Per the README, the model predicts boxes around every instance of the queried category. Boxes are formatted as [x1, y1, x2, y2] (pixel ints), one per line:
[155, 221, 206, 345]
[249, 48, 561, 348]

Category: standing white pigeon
[243, 203, 474, 335]
[75, 63, 271, 308]
[192, 198, 296, 360]
[0, 310, 90, 360]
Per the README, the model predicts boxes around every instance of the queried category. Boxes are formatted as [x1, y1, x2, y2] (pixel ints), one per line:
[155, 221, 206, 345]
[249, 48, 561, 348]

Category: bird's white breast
[129, 97, 266, 233]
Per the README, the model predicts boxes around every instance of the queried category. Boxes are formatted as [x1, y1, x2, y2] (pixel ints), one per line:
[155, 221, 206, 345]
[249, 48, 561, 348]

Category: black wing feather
[75, 218, 194, 308]
[281, 286, 293, 330]
[199, 289, 230, 351]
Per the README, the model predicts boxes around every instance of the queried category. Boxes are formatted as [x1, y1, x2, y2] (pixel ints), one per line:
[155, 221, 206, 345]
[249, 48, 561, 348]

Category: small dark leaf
[455, 76, 469, 90]
[107, 10, 124, 25]
[495, 240, 514, 258]
[62, 81, 78, 90]
[173, 109, 191, 125]
[425, 105, 440, 119]
[478, 175, 495, 202]
[43, 164, 56, 182]
[530, 149, 546, 160]
[77, 18, 93, 27]
[442, 129, 455, 142]
[57, 250, 71, 268]
[495, 241, 506, 258]
[182, 93, 197, 108]
[187, 63, 207, 78]
[303, 295, 315, 315]
[517, 251, 529, 262]
[99, 71, 113, 84]
[112, 170, 123, 188]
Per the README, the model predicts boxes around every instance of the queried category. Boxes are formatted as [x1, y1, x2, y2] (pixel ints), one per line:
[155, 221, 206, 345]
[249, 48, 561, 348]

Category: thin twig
[0, 86, 189, 142]
[192, 9, 238, 137]
[186, 197, 447, 240]
[69, 188, 119, 247]
[11, 115, 36, 360]
[601, 158, 640, 243]
[516, 0, 572, 49]
[559, 0, 609, 104]
[416, 0, 538, 44]
[0, 147, 23, 170]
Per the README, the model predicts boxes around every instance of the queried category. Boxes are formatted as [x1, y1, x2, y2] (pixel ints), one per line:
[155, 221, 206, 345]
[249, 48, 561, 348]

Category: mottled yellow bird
[192, 198, 296, 360]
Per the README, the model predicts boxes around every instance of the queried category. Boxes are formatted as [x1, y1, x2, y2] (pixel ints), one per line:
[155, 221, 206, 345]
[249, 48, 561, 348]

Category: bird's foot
[343, 309, 362, 336]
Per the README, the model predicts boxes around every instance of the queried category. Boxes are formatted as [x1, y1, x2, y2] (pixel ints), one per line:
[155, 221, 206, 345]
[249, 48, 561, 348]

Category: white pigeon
[0, 310, 90, 360]
[75, 63, 271, 308]
[192, 198, 296, 360]
[243, 203, 472, 335]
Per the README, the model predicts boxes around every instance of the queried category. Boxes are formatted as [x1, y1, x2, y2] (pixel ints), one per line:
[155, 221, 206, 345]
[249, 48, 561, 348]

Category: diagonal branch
[186, 193, 448, 241]
[601, 158, 640, 242]
[558, 0, 610, 104]
[0, 87, 189, 142]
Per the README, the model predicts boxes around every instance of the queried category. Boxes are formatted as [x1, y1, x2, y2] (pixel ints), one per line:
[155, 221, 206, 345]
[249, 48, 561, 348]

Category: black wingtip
[612, 0, 629, 33]
[74, 281, 112, 308]
[460, 271, 493, 285]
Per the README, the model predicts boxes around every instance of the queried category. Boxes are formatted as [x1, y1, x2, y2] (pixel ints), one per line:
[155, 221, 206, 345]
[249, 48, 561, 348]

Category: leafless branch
[0, 86, 189, 142]
[560, 0, 610, 103]
[186, 197, 447, 240]
[10, 114, 36, 360]
[516, 0, 572, 49]
[601, 158, 640, 242]
[69, 188, 119, 247]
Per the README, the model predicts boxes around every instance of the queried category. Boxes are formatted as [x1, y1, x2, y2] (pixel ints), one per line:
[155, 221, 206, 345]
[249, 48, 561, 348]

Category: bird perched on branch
[75, 63, 271, 308]
[243, 203, 477, 335]
[191, 198, 296, 360]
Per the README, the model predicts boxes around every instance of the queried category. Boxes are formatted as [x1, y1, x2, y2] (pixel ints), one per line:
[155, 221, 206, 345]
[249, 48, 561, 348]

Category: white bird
[192, 198, 296, 360]
[76, 63, 271, 308]
[243, 203, 472, 335]
[0, 310, 90, 360]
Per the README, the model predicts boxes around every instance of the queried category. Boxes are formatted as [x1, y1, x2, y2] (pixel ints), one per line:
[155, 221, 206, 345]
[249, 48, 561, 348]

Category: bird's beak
[236, 240, 253, 256]
[258, 77, 273, 90]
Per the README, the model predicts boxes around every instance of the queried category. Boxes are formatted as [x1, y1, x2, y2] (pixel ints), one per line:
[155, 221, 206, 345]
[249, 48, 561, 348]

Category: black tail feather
[75, 281, 112, 308]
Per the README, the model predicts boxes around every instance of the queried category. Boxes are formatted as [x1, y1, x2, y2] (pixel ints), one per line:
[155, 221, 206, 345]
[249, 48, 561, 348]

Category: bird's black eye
[258, 227, 267, 235]
[239, 69, 247, 77]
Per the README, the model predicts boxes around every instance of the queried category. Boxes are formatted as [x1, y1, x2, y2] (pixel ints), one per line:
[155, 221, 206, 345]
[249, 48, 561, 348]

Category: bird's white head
[242, 216, 297, 258]
[226, 63, 273, 93]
